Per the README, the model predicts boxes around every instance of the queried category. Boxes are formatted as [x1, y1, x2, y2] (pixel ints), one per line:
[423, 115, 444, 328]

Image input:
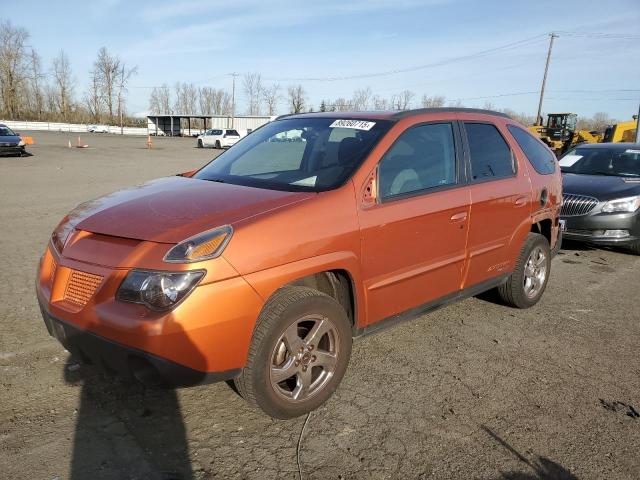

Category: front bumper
[39, 298, 240, 387]
[562, 209, 640, 246]
[0, 145, 24, 156]
[36, 241, 264, 387]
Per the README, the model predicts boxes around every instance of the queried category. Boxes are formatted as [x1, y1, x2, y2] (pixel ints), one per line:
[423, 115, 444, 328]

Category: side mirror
[361, 168, 378, 207]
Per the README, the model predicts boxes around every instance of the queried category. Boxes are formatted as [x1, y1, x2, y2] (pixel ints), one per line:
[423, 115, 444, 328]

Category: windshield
[560, 147, 640, 177]
[0, 126, 16, 136]
[194, 117, 392, 191]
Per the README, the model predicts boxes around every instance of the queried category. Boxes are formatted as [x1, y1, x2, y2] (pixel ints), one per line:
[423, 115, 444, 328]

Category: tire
[197, 139, 203, 148]
[234, 286, 352, 419]
[629, 241, 640, 255]
[496, 233, 551, 309]
[215, 140, 221, 149]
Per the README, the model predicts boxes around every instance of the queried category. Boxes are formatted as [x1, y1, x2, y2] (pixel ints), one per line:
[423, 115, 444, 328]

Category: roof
[280, 107, 511, 121]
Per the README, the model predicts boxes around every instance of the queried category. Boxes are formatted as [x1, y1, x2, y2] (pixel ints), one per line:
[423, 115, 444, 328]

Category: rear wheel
[496, 233, 551, 308]
[234, 286, 352, 419]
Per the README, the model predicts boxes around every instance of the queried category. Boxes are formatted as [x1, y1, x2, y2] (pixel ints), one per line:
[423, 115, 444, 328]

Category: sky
[15, 0, 640, 119]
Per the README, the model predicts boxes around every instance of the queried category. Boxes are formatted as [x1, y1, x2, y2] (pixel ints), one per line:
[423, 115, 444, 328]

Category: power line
[263, 34, 549, 82]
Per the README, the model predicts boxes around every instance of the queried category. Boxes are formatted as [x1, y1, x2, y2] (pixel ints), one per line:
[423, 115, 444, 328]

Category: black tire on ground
[197, 139, 203, 148]
[215, 140, 221, 149]
[234, 286, 352, 419]
[629, 241, 640, 255]
[496, 233, 551, 309]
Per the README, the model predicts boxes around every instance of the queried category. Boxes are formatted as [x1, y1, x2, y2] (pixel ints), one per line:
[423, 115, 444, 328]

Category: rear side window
[379, 123, 457, 199]
[226, 129, 240, 136]
[464, 123, 514, 181]
[507, 125, 556, 174]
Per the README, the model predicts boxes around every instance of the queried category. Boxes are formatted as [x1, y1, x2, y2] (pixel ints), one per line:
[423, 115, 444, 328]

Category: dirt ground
[0, 131, 639, 480]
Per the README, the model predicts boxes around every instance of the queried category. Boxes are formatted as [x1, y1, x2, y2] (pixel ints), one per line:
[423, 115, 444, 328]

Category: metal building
[147, 114, 273, 137]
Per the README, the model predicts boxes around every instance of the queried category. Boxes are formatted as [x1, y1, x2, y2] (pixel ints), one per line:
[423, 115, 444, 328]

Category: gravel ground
[0, 131, 638, 480]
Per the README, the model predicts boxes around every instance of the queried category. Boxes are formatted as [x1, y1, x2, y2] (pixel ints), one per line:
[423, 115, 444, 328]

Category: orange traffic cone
[146, 135, 152, 149]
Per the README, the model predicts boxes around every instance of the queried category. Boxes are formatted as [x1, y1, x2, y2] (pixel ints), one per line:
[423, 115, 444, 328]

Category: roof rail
[391, 107, 511, 120]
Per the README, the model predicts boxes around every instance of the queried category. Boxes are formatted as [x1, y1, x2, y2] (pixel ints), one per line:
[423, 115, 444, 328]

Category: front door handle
[515, 196, 528, 207]
[450, 212, 468, 222]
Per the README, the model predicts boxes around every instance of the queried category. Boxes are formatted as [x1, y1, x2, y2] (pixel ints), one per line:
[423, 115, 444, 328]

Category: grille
[49, 257, 58, 285]
[63, 270, 103, 307]
[561, 193, 599, 217]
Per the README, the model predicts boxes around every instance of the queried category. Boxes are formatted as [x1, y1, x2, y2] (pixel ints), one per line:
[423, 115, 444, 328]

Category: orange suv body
[37, 109, 561, 417]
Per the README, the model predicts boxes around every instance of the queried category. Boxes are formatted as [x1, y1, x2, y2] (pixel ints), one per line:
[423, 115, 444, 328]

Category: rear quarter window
[464, 122, 515, 181]
[507, 125, 556, 175]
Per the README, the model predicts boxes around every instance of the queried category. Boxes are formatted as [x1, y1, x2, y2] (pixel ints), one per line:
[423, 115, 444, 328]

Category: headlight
[18, 139, 25, 147]
[51, 217, 75, 253]
[116, 270, 205, 311]
[601, 195, 640, 213]
[164, 225, 232, 263]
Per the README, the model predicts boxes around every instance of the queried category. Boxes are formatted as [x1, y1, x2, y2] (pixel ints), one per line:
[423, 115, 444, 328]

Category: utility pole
[536, 32, 557, 125]
[635, 101, 640, 143]
[230, 72, 239, 128]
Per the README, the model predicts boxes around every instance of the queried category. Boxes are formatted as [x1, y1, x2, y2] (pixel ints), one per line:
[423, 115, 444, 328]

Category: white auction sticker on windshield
[291, 176, 317, 187]
[625, 149, 640, 154]
[330, 119, 376, 130]
[558, 154, 582, 167]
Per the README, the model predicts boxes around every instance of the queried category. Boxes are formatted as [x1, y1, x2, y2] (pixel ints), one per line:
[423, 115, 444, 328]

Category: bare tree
[0, 21, 30, 118]
[262, 84, 281, 115]
[51, 50, 74, 120]
[199, 86, 215, 115]
[352, 87, 372, 111]
[392, 90, 414, 110]
[220, 91, 233, 115]
[157, 83, 171, 113]
[93, 47, 120, 121]
[27, 48, 46, 119]
[421, 94, 445, 108]
[372, 95, 389, 110]
[243, 72, 263, 115]
[84, 69, 102, 121]
[448, 99, 464, 108]
[173, 82, 197, 114]
[330, 98, 352, 111]
[287, 85, 306, 113]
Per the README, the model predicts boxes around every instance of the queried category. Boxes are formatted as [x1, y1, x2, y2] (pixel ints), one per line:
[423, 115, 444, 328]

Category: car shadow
[481, 426, 578, 480]
[63, 319, 208, 480]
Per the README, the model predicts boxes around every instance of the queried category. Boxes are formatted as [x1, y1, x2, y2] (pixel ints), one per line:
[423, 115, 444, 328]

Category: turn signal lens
[164, 225, 233, 263]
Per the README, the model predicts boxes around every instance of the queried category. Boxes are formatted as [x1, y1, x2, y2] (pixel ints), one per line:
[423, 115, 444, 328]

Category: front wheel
[496, 233, 551, 308]
[215, 140, 221, 149]
[628, 241, 640, 256]
[234, 286, 352, 419]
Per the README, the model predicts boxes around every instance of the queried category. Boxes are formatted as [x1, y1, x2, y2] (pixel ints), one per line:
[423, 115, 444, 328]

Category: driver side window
[379, 123, 457, 200]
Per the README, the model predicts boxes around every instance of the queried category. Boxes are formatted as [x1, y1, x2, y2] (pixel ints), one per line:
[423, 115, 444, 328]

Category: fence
[0, 120, 148, 136]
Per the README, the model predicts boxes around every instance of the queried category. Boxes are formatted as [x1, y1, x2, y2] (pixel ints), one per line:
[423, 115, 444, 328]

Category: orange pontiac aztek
[37, 108, 562, 418]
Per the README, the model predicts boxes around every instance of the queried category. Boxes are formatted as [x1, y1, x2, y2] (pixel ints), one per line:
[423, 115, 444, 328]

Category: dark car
[559, 143, 640, 254]
[0, 124, 25, 156]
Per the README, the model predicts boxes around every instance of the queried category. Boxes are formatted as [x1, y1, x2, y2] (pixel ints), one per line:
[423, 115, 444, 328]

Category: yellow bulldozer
[528, 113, 638, 156]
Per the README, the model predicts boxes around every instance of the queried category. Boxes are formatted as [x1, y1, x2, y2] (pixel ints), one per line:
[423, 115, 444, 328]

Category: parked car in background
[559, 143, 640, 254]
[0, 124, 26, 156]
[37, 108, 561, 418]
[197, 128, 241, 149]
[88, 125, 109, 133]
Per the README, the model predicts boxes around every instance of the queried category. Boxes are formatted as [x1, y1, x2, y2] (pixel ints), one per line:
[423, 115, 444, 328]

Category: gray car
[0, 124, 25, 156]
[559, 143, 640, 254]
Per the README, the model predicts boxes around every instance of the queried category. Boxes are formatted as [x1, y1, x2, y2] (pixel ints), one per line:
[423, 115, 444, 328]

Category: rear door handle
[515, 196, 528, 207]
[450, 212, 468, 222]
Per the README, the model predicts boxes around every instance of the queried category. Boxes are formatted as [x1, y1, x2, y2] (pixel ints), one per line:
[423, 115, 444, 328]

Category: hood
[72, 176, 313, 243]
[562, 173, 640, 201]
[0, 135, 21, 145]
